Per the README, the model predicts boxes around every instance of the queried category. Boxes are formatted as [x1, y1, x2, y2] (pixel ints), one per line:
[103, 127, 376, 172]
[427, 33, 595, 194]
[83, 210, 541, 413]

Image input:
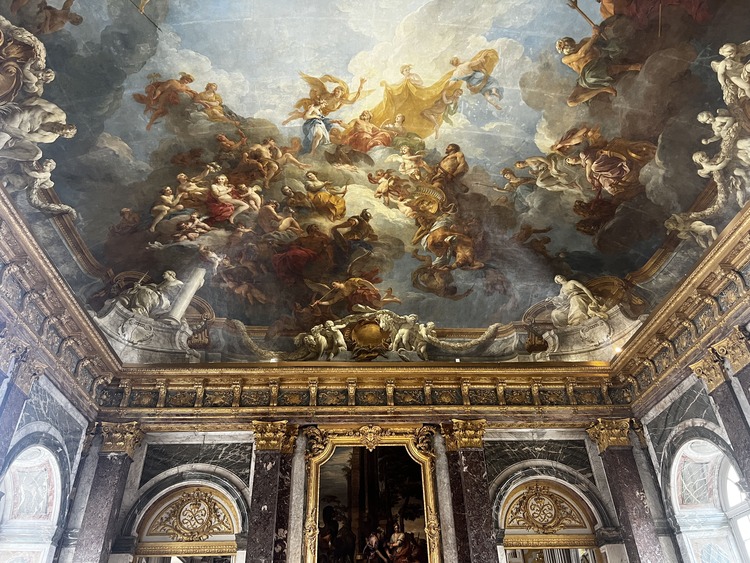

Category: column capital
[99, 421, 143, 459]
[690, 355, 726, 393]
[13, 356, 46, 395]
[712, 326, 750, 377]
[253, 420, 297, 452]
[586, 418, 632, 453]
[441, 418, 486, 451]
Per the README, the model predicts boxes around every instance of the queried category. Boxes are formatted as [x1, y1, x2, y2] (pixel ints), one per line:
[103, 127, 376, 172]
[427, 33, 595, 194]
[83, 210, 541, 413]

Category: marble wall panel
[484, 440, 593, 484]
[646, 381, 719, 463]
[18, 380, 85, 470]
[139, 442, 254, 487]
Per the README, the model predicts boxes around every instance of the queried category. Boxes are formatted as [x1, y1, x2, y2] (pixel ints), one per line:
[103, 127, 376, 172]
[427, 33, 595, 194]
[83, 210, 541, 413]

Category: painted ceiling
[1, 0, 748, 364]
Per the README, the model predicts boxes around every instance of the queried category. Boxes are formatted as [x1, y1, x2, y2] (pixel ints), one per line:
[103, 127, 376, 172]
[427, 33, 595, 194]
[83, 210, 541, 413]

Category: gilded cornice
[586, 418, 632, 453]
[0, 186, 119, 417]
[442, 418, 487, 450]
[690, 355, 726, 393]
[615, 204, 750, 414]
[99, 420, 143, 458]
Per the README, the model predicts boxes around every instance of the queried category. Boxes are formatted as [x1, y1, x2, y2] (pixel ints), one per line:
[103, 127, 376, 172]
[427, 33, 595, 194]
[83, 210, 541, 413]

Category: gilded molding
[442, 418, 487, 451]
[149, 489, 233, 541]
[99, 421, 143, 458]
[506, 483, 586, 534]
[586, 418, 632, 453]
[711, 326, 750, 377]
[252, 420, 291, 451]
[690, 355, 726, 393]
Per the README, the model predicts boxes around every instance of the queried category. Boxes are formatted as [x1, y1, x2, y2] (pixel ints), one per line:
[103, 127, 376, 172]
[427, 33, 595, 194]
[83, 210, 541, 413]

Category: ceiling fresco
[1, 0, 748, 363]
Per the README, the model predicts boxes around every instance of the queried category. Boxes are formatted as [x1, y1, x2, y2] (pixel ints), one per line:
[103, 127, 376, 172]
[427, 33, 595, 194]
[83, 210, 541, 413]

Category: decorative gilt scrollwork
[413, 425, 436, 456]
[506, 483, 585, 534]
[690, 355, 726, 393]
[357, 424, 386, 451]
[441, 418, 486, 451]
[149, 489, 232, 542]
[304, 426, 329, 460]
[711, 326, 750, 377]
[252, 420, 289, 451]
[99, 420, 143, 459]
[586, 418, 632, 453]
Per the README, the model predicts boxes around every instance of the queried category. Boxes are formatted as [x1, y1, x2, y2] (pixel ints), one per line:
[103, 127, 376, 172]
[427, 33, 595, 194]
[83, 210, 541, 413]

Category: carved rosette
[253, 420, 289, 451]
[712, 326, 750, 377]
[99, 421, 143, 459]
[149, 489, 232, 541]
[506, 483, 585, 534]
[690, 356, 726, 393]
[441, 419, 487, 451]
[586, 418, 631, 453]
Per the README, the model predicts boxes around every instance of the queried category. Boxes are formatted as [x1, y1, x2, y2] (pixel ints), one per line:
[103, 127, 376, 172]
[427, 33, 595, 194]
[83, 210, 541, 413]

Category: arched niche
[0, 445, 64, 563]
[498, 478, 603, 562]
[134, 484, 242, 561]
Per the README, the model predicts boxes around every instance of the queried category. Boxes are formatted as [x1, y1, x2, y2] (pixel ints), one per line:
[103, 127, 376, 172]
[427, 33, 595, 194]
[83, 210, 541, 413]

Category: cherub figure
[696, 110, 737, 145]
[665, 214, 718, 249]
[711, 40, 750, 103]
[415, 321, 436, 360]
[173, 212, 212, 242]
[282, 73, 368, 124]
[321, 320, 347, 360]
[386, 145, 431, 181]
[692, 151, 730, 178]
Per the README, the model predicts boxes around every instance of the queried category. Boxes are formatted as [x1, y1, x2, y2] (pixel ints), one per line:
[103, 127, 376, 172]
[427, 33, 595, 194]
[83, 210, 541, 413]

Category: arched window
[720, 458, 750, 560]
[0, 446, 63, 563]
[670, 439, 748, 563]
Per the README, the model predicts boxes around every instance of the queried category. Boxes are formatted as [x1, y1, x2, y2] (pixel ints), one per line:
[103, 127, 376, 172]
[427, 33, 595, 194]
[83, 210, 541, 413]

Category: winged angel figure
[282, 73, 369, 124]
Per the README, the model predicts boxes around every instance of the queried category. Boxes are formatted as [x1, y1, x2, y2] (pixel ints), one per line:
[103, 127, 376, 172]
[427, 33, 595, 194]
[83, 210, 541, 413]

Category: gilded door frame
[302, 423, 442, 563]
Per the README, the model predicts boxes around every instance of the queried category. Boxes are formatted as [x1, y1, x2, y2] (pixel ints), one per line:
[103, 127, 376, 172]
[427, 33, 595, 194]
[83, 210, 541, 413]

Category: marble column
[247, 421, 297, 563]
[74, 422, 143, 563]
[441, 419, 498, 563]
[0, 352, 44, 470]
[587, 418, 666, 563]
[697, 328, 750, 483]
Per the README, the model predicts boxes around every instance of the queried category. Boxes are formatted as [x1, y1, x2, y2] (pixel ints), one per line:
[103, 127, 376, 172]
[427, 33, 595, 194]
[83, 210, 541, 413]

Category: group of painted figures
[2, 0, 749, 361]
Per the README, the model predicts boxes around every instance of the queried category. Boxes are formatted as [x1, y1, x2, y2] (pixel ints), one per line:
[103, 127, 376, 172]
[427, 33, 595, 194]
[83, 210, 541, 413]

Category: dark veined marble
[19, 381, 85, 470]
[140, 442, 254, 486]
[484, 440, 593, 483]
[646, 381, 718, 462]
